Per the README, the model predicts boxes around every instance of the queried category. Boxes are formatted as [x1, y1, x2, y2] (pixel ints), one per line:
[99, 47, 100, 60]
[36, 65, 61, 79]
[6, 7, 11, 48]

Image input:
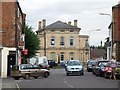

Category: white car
[65, 60, 84, 76]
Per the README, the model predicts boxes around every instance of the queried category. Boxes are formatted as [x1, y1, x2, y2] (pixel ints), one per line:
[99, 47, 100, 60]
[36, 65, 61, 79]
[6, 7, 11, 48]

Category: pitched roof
[46, 21, 80, 29]
[112, 3, 120, 8]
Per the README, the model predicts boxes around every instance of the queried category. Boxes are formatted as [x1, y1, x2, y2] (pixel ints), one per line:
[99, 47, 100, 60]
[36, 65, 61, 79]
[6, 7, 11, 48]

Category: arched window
[50, 36, 55, 45]
[60, 52, 64, 61]
[70, 36, 74, 46]
[69, 52, 74, 60]
[60, 36, 65, 46]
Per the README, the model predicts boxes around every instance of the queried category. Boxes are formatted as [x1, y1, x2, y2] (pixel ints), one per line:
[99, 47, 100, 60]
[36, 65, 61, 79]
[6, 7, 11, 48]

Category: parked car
[10, 64, 50, 80]
[48, 60, 57, 68]
[92, 60, 109, 76]
[65, 60, 84, 76]
[96, 61, 109, 77]
[87, 60, 97, 72]
[36, 56, 50, 70]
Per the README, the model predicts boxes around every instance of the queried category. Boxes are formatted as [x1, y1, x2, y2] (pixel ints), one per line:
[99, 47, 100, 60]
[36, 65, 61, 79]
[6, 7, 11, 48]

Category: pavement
[0, 77, 17, 90]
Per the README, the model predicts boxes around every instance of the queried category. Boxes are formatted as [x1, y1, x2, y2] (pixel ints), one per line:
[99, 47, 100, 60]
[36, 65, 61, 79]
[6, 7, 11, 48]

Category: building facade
[0, 1, 25, 78]
[112, 3, 120, 62]
[36, 19, 89, 64]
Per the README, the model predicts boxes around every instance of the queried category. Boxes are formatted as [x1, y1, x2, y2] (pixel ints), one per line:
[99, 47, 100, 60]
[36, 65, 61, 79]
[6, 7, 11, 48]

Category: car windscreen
[88, 61, 96, 65]
[99, 62, 108, 67]
[20, 64, 34, 69]
[67, 61, 81, 66]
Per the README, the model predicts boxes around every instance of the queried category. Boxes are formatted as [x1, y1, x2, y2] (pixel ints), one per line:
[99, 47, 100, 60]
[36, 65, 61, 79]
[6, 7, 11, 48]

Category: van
[35, 56, 50, 70]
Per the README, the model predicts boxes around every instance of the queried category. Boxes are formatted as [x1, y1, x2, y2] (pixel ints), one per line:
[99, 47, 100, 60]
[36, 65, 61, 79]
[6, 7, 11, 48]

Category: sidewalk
[0, 77, 17, 89]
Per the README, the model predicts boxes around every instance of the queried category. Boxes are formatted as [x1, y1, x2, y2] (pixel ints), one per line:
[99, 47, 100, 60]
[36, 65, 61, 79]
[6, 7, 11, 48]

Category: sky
[18, 0, 119, 46]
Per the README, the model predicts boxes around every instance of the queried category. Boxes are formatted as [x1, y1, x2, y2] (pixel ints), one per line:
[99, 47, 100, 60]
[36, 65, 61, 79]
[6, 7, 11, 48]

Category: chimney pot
[74, 20, 77, 27]
[68, 21, 71, 25]
[42, 19, 46, 29]
[38, 21, 41, 30]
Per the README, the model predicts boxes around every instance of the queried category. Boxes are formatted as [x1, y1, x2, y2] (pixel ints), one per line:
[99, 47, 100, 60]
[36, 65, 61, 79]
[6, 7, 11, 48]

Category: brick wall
[2, 2, 16, 47]
[112, 4, 120, 61]
[1, 2, 24, 47]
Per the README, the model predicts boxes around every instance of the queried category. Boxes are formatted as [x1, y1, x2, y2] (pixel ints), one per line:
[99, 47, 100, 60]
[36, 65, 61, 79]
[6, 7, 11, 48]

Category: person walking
[110, 56, 117, 79]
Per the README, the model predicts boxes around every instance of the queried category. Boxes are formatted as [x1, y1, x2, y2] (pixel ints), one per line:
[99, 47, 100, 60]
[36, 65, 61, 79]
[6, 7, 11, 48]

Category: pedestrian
[110, 56, 117, 79]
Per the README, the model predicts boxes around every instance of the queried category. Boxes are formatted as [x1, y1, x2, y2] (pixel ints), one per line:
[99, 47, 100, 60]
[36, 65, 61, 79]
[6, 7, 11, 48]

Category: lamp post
[88, 29, 101, 60]
[99, 13, 112, 60]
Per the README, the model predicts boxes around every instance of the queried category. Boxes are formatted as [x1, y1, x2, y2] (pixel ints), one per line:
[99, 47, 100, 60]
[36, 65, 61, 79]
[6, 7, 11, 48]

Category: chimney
[68, 21, 71, 25]
[41, 19, 46, 29]
[38, 21, 41, 30]
[74, 20, 77, 27]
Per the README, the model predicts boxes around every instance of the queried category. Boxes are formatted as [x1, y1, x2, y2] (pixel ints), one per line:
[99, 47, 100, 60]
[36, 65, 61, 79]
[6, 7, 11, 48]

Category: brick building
[112, 3, 120, 62]
[0, 1, 25, 78]
[36, 19, 89, 64]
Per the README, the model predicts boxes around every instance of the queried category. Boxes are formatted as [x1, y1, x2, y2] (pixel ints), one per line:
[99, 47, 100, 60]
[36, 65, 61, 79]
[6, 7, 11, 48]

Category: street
[4, 68, 119, 89]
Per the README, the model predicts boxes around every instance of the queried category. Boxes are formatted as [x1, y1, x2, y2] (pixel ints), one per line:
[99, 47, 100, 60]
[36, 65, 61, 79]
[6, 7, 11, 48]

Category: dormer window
[61, 29, 65, 32]
[70, 29, 74, 32]
[51, 29, 55, 32]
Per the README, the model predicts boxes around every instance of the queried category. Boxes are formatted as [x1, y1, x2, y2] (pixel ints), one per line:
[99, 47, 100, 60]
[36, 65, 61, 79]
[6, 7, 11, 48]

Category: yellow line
[15, 84, 20, 90]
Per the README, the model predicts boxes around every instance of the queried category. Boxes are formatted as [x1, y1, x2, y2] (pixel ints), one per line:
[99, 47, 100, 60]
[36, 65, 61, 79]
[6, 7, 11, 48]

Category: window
[51, 36, 55, 45]
[69, 52, 74, 60]
[70, 36, 74, 46]
[70, 29, 74, 32]
[60, 52, 64, 61]
[50, 52, 55, 60]
[60, 36, 65, 46]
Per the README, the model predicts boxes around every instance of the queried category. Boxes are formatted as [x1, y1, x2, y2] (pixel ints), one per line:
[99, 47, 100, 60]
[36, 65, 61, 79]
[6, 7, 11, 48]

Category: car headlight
[101, 68, 105, 71]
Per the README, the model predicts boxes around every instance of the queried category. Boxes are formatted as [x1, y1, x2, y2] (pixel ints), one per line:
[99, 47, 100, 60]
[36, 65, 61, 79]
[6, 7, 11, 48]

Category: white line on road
[15, 84, 20, 90]
[64, 79, 74, 88]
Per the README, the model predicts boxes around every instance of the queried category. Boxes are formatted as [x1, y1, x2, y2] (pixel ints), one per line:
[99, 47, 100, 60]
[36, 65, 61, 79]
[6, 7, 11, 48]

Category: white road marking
[64, 78, 74, 88]
[15, 83, 20, 90]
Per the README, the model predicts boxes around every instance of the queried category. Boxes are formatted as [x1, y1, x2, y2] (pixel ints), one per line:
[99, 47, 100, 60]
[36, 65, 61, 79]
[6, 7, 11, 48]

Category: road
[12, 68, 120, 89]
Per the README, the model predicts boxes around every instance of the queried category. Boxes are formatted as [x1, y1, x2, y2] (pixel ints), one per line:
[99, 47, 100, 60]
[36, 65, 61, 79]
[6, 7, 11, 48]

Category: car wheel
[44, 72, 48, 78]
[34, 76, 38, 79]
[66, 72, 69, 76]
[81, 72, 84, 75]
[13, 77, 20, 80]
[25, 74, 30, 79]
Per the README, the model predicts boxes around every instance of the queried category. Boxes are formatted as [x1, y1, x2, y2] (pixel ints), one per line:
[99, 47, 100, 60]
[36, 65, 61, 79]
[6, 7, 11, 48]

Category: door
[7, 55, 16, 76]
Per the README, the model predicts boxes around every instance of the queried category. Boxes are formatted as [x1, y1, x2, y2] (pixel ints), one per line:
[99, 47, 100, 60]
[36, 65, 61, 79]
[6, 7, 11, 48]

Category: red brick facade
[112, 4, 120, 61]
[0, 1, 25, 48]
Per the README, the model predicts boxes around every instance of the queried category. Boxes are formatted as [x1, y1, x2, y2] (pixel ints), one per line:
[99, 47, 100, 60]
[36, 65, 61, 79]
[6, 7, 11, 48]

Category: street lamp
[88, 29, 101, 60]
[99, 13, 112, 60]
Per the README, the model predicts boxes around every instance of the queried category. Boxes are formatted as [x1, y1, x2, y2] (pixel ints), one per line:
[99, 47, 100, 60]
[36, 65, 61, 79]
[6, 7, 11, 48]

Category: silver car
[65, 60, 84, 76]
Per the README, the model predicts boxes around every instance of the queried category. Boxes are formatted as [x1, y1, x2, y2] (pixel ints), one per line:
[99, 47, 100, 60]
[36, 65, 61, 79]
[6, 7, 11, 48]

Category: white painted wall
[1, 47, 16, 78]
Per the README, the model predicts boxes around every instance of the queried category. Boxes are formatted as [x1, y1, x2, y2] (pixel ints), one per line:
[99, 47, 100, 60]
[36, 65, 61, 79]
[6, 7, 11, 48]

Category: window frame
[50, 36, 55, 46]
[60, 36, 65, 46]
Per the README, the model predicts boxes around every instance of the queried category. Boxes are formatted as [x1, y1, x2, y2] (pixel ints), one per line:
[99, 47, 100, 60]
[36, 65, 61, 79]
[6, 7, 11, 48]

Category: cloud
[18, 0, 118, 46]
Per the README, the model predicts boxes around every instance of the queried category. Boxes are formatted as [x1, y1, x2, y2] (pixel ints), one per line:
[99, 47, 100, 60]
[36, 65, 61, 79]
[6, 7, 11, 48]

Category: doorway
[7, 52, 16, 76]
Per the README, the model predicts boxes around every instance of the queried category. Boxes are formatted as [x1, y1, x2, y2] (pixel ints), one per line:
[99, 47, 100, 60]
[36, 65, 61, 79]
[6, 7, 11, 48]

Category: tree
[22, 24, 39, 63]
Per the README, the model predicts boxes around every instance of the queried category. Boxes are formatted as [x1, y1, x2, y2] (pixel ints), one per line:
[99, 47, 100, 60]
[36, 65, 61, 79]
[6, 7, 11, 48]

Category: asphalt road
[13, 68, 120, 89]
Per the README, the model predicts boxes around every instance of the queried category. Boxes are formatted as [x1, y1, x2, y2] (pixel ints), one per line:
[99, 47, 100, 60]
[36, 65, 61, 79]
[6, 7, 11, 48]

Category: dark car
[48, 60, 57, 68]
[87, 60, 97, 72]
[92, 60, 109, 76]
[96, 61, 109, 77]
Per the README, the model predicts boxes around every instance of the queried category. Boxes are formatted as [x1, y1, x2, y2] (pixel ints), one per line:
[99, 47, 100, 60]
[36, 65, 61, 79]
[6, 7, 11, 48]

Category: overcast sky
[18, 0, 119, 46]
